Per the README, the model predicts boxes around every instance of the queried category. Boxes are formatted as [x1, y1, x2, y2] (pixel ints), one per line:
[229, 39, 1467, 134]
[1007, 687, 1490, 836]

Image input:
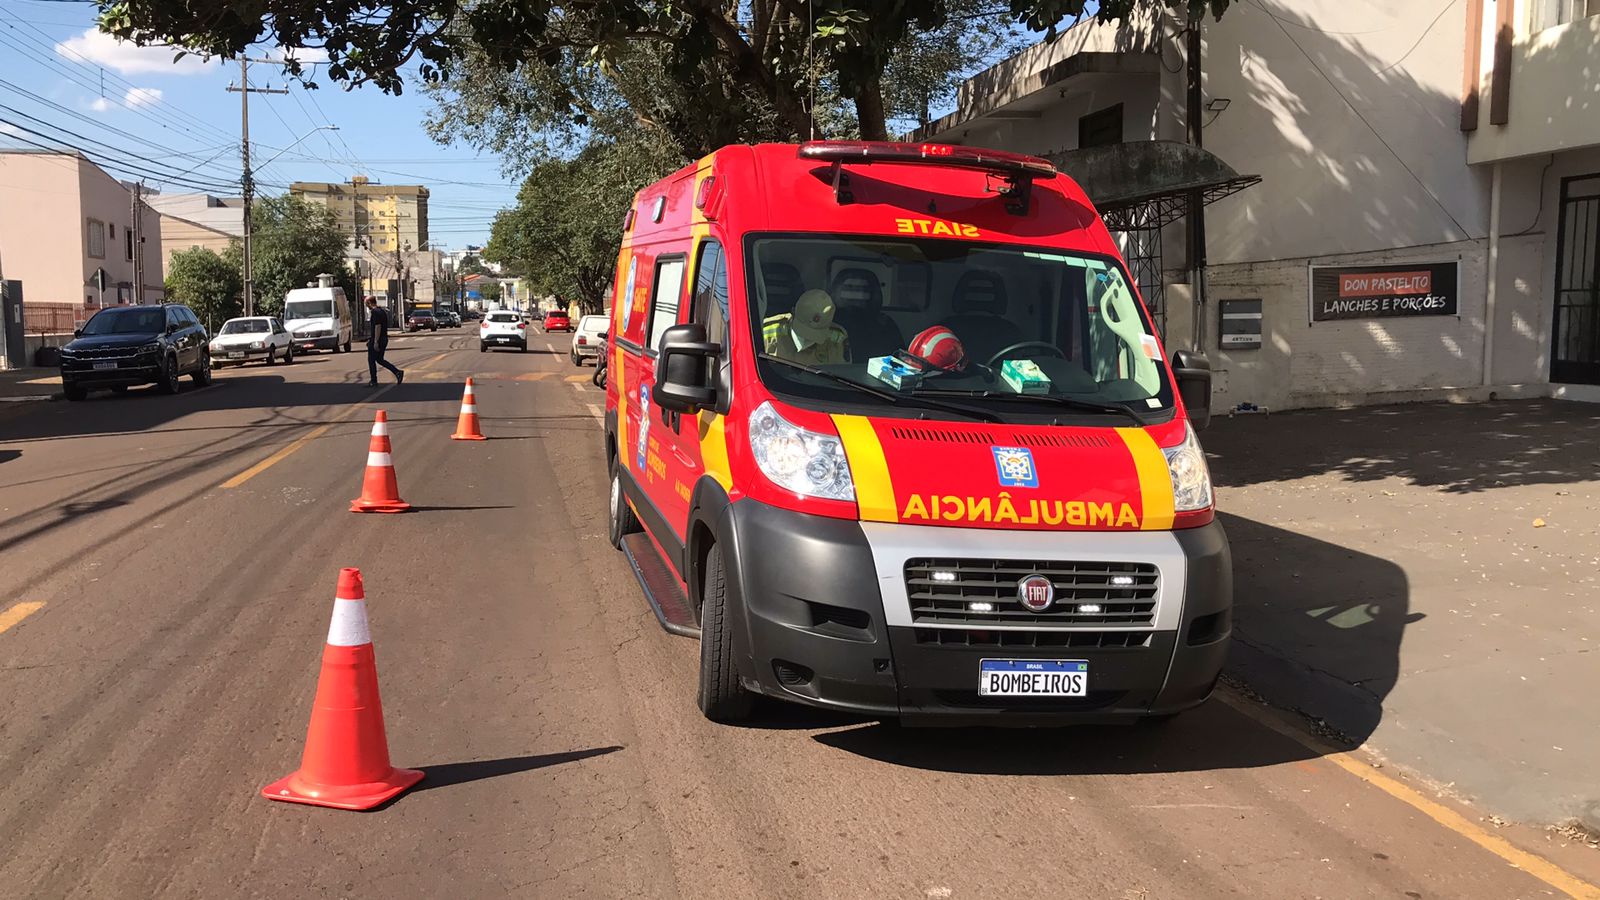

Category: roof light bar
[797, 141, 1057, 179]
[799, 141, 1053, 215]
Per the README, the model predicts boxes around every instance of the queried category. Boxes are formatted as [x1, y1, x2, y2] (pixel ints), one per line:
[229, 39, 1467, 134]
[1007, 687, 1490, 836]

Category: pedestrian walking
[365, 297, 405, 386]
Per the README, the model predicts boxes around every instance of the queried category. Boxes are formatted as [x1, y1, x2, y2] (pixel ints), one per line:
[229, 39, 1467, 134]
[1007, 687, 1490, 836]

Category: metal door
[1, 281, 24, 369]
[1552, 174, 1600, 384]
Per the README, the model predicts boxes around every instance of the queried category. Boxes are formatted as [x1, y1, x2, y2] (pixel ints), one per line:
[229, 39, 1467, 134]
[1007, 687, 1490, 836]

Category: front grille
[905, 558, 1158, 627]
[913, 628, 1152, 649]
[67, 346, 142, 360]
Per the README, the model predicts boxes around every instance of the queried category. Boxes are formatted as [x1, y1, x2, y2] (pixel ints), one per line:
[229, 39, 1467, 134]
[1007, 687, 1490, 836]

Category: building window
[86, 219, 105, 259]
[126, 228, 134, 261]
[1531, 0, 1600, 30]
[1078, 104, 1124, 150]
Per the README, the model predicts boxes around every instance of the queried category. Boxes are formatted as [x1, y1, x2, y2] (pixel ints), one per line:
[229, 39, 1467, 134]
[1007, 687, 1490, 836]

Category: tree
[164, 246, 240, 331]
[232, 194, 350, 315]
[478, 281, 503, 305]
[99, 1, 1227, 150]
[483, 133, 679, 315]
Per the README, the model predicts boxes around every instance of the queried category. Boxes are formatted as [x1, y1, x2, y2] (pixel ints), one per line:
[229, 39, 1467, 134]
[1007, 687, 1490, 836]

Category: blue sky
[0, 0, 513, 249]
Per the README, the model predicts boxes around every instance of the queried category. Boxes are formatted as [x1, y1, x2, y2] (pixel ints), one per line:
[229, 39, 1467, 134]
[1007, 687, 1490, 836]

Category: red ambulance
[604, 141, 1230, 724]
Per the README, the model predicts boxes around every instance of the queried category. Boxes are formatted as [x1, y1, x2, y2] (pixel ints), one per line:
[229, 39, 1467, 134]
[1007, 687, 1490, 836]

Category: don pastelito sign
[1309, 262, 1459, 322]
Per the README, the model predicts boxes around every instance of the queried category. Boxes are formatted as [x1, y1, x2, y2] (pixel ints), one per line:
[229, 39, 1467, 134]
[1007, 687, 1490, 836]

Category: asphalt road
[1, 329, 1596, 899]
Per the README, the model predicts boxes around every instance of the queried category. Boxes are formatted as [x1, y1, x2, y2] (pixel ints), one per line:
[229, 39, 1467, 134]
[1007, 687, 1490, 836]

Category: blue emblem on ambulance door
[636, 383, 651, 472]
[991, 446, 1039, 488]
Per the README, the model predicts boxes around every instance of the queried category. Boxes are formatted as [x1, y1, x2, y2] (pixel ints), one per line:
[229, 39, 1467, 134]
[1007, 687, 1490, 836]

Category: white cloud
[55, 28, 217, 76]
[90, 97, 113, 112]
[263, 45, 330, 65]
[0, 122, 21, 136]
[123, 87, 163, 107]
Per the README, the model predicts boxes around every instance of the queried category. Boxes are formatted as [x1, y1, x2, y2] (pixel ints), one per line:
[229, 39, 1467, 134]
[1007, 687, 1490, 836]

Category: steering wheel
[986, 341, 1066, 367]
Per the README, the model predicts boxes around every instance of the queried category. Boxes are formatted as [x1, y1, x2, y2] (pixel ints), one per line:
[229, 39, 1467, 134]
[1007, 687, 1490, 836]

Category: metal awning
[1049, 140, 1261, 231]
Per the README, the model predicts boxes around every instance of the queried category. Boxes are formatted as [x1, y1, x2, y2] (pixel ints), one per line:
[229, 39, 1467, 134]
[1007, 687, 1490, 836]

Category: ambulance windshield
[746, 235, 1174, 418]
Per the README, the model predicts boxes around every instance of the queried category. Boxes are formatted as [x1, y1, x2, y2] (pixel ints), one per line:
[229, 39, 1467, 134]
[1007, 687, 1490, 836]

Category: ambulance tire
[607, 466, 640, 550]
[697, 544, 753, 722]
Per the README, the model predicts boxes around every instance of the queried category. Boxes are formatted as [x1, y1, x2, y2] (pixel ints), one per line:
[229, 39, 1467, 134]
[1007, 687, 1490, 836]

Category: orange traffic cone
[262, 568, 423, 810]
[451, 378, 487, 441]
[351, 410, 411, 513]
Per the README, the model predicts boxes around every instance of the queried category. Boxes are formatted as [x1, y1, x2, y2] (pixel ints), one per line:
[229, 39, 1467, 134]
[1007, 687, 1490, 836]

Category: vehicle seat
[828, 267, 904, 360]
[760, 262, 806, 317]
[944, 270, 1023, 363]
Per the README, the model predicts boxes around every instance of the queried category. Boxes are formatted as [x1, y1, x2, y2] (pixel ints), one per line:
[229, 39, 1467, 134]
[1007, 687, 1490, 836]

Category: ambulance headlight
[1162, 422, 1213, 512]
[748, 401, 855, 502]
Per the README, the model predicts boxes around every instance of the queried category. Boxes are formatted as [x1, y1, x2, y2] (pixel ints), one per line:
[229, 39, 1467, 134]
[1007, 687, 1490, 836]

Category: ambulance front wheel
[608, 467, 640, 550]
[697, 543, 753, 722]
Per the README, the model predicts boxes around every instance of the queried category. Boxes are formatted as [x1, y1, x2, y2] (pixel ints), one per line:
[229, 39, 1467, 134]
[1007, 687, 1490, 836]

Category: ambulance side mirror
[1171, 349, 1212, 431]
[655, 323, 720, 413]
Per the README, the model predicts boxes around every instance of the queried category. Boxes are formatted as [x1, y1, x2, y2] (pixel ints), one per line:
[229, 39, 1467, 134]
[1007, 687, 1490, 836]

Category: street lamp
[258, 125, 339, 170]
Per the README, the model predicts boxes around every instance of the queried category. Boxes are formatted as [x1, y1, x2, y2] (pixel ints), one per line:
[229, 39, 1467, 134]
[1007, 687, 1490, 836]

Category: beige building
[145, 192, 242, 277]
[916, 0, 1600, 408]
[0, 149, 163, 330]
[290, 177, 430, 255]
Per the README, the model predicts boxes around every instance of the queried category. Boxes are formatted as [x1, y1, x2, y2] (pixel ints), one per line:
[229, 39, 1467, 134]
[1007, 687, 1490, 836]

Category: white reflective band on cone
[326, 597, 372, 647]
[459, 404, 475, 414]
[371, 421, 389, 436]
[367, 451, 393, 467]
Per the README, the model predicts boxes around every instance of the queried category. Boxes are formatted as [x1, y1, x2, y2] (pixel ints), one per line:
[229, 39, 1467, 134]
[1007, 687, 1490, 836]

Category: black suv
[59, 304, 212, 401]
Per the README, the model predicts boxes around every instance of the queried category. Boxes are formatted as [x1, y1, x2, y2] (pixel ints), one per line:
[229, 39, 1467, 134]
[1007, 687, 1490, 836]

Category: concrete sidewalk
[1206, 399, 1600, 832]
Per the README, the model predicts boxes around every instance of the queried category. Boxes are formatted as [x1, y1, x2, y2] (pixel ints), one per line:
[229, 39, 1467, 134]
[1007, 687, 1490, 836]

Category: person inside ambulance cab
[762, 288, 852, 364]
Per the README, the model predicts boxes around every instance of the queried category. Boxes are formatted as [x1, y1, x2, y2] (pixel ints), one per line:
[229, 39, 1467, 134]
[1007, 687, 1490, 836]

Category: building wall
[0, 153, 84, 308]
[158, 216, 235, 278]
[1466, 13, 1600, 164]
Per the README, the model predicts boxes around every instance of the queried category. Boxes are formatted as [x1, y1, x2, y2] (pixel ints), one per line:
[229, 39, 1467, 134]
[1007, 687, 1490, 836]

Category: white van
[282, 287, 353, 353]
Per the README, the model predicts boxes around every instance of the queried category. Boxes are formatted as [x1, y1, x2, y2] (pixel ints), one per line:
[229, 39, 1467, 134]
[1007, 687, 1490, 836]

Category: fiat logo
[1017, 575, 1055, 613]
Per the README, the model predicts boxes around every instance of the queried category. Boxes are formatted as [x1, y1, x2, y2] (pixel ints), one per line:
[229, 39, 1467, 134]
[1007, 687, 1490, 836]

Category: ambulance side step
[622, 533, 701, 639]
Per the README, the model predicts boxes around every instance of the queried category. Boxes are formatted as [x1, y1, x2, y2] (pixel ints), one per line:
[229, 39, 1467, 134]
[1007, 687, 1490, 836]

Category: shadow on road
[812, 698, 1331, 774]
[414, 747, 625, 791]
[0, 449, 17, 465]
[406, 505, 516, 513]
[0, 375, 466, 443]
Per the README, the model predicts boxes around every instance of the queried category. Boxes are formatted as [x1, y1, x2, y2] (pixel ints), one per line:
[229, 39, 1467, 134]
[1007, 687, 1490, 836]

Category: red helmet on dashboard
[907, 325, 967, 372]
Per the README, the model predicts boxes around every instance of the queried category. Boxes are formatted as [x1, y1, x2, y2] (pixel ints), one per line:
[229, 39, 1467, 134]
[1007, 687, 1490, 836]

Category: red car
[544, 310, 572, 332]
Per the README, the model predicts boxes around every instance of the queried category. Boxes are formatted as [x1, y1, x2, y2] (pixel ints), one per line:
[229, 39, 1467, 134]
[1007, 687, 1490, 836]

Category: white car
[571, 315, 608, 366]
[479, 309, 527, 352]
[210, 316, 294, 366]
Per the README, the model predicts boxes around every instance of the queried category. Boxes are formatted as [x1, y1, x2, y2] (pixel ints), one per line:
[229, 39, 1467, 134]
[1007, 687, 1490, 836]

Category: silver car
[210, 316, 294, 366]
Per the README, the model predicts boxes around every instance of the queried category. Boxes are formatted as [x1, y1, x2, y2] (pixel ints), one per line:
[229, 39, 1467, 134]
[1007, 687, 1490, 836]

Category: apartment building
[290, 177, 430, 254]
[0, 149, 163, 330]
[915, 0, 1600, 409]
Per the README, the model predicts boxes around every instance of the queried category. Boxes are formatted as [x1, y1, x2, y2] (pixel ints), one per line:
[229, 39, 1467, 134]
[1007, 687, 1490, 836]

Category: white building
[916, 0, 1600, 409]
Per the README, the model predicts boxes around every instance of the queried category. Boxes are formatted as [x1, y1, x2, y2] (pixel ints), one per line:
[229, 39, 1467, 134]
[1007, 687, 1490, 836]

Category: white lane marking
[326, 598, 372, 647]
[587, 403, 603, 420]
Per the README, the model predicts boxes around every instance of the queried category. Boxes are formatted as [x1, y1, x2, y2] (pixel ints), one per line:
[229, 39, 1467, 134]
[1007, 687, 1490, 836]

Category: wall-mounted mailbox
[1219, 298, 1262, 350]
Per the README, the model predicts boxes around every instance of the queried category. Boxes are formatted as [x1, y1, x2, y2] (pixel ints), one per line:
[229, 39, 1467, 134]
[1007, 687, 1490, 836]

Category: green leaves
[243, 195, 351, 315]
[164, 247, 241, 330]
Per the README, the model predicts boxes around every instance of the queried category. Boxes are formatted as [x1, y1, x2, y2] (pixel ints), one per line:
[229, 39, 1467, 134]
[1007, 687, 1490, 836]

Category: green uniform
[762, 314, 851, 365]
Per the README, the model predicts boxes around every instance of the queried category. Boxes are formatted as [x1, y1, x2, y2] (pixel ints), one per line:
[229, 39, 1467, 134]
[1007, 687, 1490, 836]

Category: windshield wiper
[759, 356, 1002, 423]
[909, 388, 1146, 425]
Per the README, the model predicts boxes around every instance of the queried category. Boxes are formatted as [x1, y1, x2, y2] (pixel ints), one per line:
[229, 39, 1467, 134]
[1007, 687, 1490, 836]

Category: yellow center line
[0, 601, 44, 635]
[220, 384, 395, 489]
[413, 352, 449, 371]
[1217, 692, 1600, 899]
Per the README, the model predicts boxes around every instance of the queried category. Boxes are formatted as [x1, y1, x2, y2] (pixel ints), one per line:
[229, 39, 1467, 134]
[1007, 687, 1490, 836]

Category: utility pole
[1185, 16, 1208, 352]
[129, 179, 147, 304]
[226, 58, 288, 316]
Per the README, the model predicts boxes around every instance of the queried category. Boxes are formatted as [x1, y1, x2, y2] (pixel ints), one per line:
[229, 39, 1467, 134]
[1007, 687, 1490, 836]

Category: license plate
[978, 659, 1088, 697]
[227, 352, 244, 359]
[93, 361, 117, 370]
[301, 342, 316, 349]
[497, 337, 511, 343]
